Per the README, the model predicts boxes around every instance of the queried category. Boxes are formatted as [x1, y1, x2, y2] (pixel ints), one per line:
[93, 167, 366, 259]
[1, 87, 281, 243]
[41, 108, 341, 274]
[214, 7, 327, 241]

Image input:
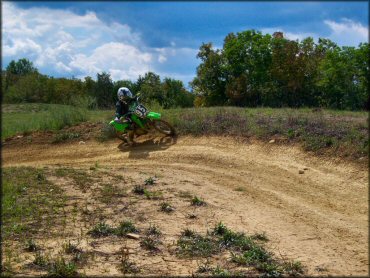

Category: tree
[5, 58, 38, 90]
[190, 43, 227, 106]
[95, 72, 114, 108]
[137, 72, 163, 105]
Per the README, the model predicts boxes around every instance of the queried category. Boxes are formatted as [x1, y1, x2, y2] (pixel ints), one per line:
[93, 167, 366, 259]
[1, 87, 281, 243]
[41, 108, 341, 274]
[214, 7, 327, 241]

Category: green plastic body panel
[147, 112, 161, 120]
[131, 114, 145, 128]
[109, 120, 129, 132]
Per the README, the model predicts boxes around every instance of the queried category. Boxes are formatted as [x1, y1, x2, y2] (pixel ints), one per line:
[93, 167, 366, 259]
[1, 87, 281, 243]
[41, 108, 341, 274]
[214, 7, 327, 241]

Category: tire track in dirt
[2, 135, 368, 276]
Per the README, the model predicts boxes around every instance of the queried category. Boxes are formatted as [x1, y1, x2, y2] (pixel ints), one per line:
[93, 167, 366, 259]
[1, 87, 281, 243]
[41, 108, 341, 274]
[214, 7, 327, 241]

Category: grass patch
[144, 190, 163, 200]
[52, 132, 80, 143]
[24, 239, 39, 252]
[96, 122, 117, 142]
[3, 104, 366, 161]
[47, 257, 78, 277]
[160, 202, 175, 213]
[163, 106, 368, 160]
[114, 220, 139, 236]
[177, 222, 304, 276]
[2, 103, 87, 140]
[2, 167, 66, 241]
[191, 196, 207, 206]
[87, 220, 139, 238]
[54, 167, 94, 192]
[99, 184, 127, 203]
[133, 185, 145, 195]
[144, 176, 157, 185]
[87, 222, 115, 238]
[118, 247, 140, 274]
[146, 224, 162, 237]
[140, 236, 161, 252]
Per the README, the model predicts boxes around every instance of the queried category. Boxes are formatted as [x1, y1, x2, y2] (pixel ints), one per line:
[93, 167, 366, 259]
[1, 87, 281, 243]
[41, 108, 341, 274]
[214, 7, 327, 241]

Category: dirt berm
[2, 133, 368, 276]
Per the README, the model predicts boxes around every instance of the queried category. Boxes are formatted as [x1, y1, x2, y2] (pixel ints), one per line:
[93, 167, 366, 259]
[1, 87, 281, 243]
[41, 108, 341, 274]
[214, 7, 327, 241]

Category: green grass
[2, 103, 88, 140]
[177, 223, 304, 276]
[2, 167, 66, 241]
[2, 103, 367, 160]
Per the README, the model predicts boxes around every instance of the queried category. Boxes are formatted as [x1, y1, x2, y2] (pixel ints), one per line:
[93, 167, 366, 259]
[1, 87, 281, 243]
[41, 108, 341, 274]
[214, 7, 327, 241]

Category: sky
[2, 1, 369, 87]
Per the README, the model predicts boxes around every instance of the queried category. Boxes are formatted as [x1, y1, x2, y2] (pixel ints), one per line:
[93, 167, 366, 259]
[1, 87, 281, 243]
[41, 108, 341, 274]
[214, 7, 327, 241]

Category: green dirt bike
[109, 95, 175, 145]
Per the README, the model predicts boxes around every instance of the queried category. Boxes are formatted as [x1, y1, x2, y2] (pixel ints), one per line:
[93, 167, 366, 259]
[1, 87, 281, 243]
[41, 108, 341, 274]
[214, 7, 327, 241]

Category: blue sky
[2, 1, 369, 87]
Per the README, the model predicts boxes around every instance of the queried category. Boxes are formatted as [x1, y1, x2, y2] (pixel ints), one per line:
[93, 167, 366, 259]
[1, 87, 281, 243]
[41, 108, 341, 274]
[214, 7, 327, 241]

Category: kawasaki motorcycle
[109, 95, 175, 145]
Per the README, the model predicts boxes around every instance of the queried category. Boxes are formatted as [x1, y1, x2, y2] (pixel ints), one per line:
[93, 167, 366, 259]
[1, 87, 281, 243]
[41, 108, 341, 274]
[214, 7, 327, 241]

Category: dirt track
[2, 134, 368, 276]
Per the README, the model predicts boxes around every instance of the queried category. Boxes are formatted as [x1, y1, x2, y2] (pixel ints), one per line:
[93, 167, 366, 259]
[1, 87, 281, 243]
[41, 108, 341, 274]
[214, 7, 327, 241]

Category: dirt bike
[109, 95, 175, 145]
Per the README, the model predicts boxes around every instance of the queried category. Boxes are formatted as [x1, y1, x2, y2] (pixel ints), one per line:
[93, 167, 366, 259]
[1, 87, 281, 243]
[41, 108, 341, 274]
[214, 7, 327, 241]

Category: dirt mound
[2, 134, 368, 276]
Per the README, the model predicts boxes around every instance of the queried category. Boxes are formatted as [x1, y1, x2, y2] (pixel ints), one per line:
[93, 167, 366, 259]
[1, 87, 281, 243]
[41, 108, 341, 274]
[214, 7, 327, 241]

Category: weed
[146, 224, 162, 237]
[25, 239, 38, 252]
[54, 167, 94, 192]
[96, 122, 117, 142]
[144, 190, 163, 200]
[99, 184, 126, 203]
[33, 251, 49, 268]
[188, 213, 197, 219]
[62, 240, 81, 254]
[191, 196, 207, 206]
[212, 222, 229, 236]
[251, 232, 268, 242]
[181, 228, 197, 238]
[87, 222, 115, 237]
[119, 247, 140, 274]
[196, 259, 213, 273]
[133, 185, 145, 195]
[283, 260, 304, 275]
[212, 265, 231, 277]
[47, 257, 78, 277]
[177, 229, 218, 257]
[140, 236, 161, 252]
[115, 220, 139, 236]
[160, 202, 175, 213]
[234, 187, 246, 192]
[52, 132, 80, 143]
[144, 176, 156, 185]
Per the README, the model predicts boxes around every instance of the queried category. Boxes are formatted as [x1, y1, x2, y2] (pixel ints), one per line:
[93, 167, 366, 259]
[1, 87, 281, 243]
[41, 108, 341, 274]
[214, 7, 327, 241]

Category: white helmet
[117, 87, 133, 101]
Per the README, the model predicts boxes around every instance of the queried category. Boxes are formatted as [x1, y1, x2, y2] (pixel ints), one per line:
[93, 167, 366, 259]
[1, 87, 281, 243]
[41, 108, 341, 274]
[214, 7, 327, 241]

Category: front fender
[109, 120, 129, 132]
[147, 111, 161, 120]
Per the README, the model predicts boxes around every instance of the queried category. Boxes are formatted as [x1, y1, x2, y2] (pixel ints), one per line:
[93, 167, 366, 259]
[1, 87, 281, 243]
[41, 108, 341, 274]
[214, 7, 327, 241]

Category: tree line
[2, 59, 194, 109]
[2, 30, 369, 110]
[191, 30, 369, 110]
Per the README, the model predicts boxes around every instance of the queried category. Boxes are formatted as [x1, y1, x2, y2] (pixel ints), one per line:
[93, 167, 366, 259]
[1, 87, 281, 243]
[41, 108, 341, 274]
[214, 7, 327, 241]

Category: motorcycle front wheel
[153, 120, 175, 136]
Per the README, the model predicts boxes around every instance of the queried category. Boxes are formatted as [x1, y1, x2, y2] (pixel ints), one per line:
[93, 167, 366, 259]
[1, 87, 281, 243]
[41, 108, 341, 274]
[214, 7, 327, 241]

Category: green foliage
[2, 167, 65, 241]
[191, 30, 369, 110]
[47, 257, 78, 277]
[191, 196, 207, 206]
[114, 220, 139, 236]
[3, 59, 194, 109]
[87, 222, 115, 237]
[2, 103, 87, 140]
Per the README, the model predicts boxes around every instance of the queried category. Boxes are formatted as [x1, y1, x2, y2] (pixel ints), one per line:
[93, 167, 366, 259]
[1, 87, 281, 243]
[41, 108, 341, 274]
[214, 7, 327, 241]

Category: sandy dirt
[2, 133, 368, 276]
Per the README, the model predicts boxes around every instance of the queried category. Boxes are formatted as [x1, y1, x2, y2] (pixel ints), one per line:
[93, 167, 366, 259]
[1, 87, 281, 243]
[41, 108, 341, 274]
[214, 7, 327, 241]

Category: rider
[115, 87, 135, 129]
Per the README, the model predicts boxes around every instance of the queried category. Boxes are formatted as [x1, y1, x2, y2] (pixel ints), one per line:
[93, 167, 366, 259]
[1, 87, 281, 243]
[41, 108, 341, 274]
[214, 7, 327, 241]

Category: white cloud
[261, 18, 368, 47]
[324, 18, 368, 46]
[69, 42, 152, 80]
[1, 2, 166, 81]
